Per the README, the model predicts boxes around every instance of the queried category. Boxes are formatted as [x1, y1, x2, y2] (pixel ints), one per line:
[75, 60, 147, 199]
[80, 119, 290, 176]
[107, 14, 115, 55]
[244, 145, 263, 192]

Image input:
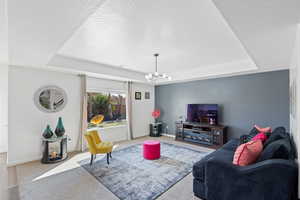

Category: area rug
[79, 142, 208, 200]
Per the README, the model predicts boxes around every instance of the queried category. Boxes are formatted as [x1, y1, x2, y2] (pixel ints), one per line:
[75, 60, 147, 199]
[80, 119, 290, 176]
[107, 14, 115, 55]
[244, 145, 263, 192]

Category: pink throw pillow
[233, 140, 263, 166]
[254, 125, 272, 133]
[251, 132, 267, 142]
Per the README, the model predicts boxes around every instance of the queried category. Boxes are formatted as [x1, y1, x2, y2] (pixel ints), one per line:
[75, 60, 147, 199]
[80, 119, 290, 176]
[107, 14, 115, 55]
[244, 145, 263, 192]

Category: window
[87, 92, 127, 129]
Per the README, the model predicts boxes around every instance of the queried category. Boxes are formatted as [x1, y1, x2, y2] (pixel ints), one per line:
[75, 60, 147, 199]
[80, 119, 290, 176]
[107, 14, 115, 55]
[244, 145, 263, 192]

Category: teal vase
[55, 117, 65, 137]
[43, 125, 53, 139]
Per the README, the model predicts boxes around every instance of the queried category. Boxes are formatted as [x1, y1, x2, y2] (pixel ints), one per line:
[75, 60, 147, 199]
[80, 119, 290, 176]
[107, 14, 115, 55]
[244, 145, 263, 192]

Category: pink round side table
[143, 140, 160, 160]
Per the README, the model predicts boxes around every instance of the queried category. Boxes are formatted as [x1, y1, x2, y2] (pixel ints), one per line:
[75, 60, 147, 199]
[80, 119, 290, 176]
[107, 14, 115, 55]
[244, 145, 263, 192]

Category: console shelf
[175, 122, 227, 149]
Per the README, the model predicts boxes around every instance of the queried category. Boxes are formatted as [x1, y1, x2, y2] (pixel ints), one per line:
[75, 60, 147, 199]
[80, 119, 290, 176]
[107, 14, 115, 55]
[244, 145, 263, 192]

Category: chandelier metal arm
[145, 53, 171, 82]
[155, 53, 159, 73]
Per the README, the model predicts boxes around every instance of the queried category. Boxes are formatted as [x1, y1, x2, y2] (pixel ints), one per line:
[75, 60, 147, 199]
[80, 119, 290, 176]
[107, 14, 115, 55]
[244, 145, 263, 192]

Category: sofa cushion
[247, 127, 260, 139]
[233, 140, 263, 166]
[193, 148, 234, 180]
[258, 138, 292, 162]
[264, 127, 288, 148]
[254, 125, 272, 134]
[251, 132, 267, 142]
[240, 127, 260, 144]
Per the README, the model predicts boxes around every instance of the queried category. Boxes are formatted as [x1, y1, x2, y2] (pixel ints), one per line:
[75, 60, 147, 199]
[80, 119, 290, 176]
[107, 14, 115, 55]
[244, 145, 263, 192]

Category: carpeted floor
[6, 136, 212, 200]
[80, 142, 208, 200]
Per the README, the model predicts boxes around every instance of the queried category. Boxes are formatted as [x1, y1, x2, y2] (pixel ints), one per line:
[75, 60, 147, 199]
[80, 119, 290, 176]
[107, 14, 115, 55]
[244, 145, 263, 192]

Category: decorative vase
[43, 125, 54, 139]
[55, 117, 65, 137]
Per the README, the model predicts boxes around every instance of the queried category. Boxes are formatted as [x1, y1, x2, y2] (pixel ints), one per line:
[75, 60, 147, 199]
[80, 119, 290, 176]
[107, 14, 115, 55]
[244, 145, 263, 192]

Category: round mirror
[34, 86, 67, 113]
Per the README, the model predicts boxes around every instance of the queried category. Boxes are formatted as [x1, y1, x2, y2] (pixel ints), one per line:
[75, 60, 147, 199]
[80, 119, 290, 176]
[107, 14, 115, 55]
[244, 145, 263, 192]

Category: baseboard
[7, 150, 81, 167]
[7, 155, 42, 167]
[161, 133, 176, 138]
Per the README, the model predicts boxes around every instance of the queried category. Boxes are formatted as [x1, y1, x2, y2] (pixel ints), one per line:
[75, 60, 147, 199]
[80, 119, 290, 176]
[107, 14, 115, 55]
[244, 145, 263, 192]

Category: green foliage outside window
[87, 92, 127, 129]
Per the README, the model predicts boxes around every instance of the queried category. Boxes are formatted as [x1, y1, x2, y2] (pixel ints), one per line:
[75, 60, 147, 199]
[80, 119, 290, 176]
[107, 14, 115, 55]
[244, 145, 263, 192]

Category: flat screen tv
[187, 104, 218, 125]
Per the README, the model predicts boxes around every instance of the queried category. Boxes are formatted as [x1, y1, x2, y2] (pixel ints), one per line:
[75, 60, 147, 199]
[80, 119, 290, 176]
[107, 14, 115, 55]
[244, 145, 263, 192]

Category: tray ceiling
[57, 0, 257, 82]
[7, 0, 300, 83]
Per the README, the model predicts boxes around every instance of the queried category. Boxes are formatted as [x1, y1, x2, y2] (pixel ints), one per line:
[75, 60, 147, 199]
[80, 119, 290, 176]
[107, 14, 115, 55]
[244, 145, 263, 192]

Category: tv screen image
[187, 104, 218, 124]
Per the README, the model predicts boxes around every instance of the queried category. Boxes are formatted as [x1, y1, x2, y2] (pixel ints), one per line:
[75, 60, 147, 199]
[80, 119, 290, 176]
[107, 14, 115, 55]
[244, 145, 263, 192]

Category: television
[187, 104, 218, 125]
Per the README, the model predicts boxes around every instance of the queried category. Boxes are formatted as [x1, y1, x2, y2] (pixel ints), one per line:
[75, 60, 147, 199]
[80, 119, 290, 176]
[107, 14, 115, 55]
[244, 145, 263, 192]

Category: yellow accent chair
[84, 130, 113, 165]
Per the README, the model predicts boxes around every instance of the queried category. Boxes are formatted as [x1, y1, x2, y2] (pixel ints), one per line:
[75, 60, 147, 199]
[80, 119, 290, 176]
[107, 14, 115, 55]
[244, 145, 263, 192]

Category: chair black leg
[90, 154, 94, 166]
[106, 153, 110, 165]
[94, 154, 97, 160]
[109, 152, 112, 158]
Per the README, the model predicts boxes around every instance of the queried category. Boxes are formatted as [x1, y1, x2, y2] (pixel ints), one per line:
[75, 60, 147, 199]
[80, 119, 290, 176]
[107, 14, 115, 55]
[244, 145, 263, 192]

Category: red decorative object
[143, 140, 161, 160]
[251, 132, 267, 142]
[152, 109, 161, 119]
[233, 140, 263, 166]
[254, 125, 272, 133]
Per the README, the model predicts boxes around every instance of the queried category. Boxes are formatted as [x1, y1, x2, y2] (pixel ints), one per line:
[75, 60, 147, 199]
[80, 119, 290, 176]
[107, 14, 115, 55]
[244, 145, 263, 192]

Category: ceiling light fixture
[145, 53, 172, 82]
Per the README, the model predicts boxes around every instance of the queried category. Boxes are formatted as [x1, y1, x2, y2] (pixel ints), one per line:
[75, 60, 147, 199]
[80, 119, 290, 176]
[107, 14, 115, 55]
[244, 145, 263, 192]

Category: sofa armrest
[205, 158, 298, 200]
[237, 159, 297, 175]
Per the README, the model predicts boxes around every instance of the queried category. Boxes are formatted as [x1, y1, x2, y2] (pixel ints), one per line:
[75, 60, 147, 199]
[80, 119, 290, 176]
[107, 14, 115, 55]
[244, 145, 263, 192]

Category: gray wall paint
[155, 70, 290, 139]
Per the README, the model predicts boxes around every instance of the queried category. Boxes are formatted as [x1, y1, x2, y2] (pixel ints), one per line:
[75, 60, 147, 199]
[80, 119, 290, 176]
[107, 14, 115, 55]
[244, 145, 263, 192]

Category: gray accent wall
[155, 70, 290, 139]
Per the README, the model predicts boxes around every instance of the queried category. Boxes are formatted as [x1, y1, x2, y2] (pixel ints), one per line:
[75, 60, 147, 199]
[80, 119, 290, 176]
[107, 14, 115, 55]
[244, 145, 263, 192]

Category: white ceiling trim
[156, 59, 257, 84]
[156, 67, 288, 86]
[48, 54, 148, 83]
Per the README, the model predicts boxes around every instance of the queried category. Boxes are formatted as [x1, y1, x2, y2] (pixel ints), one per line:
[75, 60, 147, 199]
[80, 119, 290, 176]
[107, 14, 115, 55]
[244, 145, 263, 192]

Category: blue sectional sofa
[193, 127, 298, 200]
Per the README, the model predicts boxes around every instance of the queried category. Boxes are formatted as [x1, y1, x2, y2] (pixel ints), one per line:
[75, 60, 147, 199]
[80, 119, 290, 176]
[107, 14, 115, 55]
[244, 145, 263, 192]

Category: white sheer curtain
[78, 74, 88, 151]
[127, 81, 134, 140]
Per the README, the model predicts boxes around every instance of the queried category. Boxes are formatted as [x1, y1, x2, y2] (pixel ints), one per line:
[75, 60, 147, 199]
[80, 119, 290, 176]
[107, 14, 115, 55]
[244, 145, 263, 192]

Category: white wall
[290, 24, 300, 198]
[0, 65, 8, 153]
[131, 83, 155, 138]
[8, 67, 81, 165]
[0, 0, 8, 153]
[7, 67, 155, 165]
[290, 25, 299, 150]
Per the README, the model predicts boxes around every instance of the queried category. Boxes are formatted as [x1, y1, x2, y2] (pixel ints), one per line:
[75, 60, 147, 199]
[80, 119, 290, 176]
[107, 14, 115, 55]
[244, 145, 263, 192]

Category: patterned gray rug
[79, 142, 208, 200]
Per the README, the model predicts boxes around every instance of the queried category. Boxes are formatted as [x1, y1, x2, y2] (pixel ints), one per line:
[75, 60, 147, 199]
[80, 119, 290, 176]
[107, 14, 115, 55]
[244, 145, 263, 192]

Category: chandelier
[145, 53, 172, 81]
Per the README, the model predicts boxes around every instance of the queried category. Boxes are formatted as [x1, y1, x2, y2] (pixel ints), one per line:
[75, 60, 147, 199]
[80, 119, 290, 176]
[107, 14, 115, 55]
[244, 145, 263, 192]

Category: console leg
[106, 153, 110, 165]
[90, 154, 94, 166]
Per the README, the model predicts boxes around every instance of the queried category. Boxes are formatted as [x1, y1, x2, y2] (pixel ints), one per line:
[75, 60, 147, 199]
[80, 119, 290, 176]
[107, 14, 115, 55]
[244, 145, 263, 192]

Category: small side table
[150, 122, 162, 137]
[41, 135, 68, 164]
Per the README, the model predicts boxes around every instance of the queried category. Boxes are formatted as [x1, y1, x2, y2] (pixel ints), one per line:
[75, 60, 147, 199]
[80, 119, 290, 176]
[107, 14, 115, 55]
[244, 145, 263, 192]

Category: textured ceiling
[212, 0, 300, 71]
[58, 0, 256, 79]
[8, 0, 106, 66]
[7, 0, 300, 83]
